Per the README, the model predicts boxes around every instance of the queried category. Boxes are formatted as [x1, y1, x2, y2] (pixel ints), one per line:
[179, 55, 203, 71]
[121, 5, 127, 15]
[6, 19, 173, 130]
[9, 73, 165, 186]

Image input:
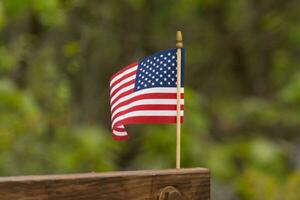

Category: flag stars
[135, 49, 181, 91]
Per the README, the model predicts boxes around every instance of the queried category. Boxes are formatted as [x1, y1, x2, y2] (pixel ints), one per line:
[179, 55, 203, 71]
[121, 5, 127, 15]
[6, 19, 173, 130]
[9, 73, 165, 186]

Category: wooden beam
[0, 168, 210, 200]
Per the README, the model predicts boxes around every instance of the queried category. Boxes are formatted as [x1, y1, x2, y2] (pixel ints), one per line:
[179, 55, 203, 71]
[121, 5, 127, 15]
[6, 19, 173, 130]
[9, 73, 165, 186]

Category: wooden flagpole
[176, 31, 183, 169]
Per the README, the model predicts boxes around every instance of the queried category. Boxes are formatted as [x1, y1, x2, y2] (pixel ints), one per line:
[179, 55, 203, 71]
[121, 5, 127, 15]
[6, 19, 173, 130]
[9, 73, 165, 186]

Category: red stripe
[110, 89, 134, 105]
[113, 116, 183, 129]
[111, 93, 184, 114]
[112, 105, 184, 122]
[110, 70, 136, 90]
[114, 127, 126, 132]
[112, 134, 129, 141]
[110, 80, 135, 97]
[110, 62, 138, 81]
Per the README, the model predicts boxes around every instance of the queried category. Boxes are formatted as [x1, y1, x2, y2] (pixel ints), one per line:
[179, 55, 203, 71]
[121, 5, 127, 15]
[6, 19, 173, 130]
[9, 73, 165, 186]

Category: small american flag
[110, 48, 184, 140]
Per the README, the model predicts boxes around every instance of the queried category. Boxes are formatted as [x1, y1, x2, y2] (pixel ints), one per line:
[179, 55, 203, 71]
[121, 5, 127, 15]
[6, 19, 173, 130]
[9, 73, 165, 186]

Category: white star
[160, 61, 163, 64]
[159, 74, 163, 77]
[160, 55, 163, 57]
[157, 59, 160, 62]
[145, 78, 148, 80]
[148, 80, 151, 83]
[172, 63, 175, 66]
[160, 82, 163, 85]
[172, 56, 175, 59]
[145, 84, 147, 87]
[164, 78, 167, 81]
[164, 71, 167, 74]
[168, 74, 171, 77]
[160, 68, 163, 71]
[168, 67, 171, 70]
[147, 59, 150, 62]
[164, 57, 167, 60]
[150, 61, 153, 64]
[168, 82, 170, 85]
[168, 53, 171, 56]
[152, 82, 155, 86]
[164, 64, 167, 67]
[145, 72, 148, 74]
[172, 78, 175, 81]
[155, 78, 159, 81]
[142, 75, 144, 78]
[137, 86, 140, 89]
[168, 60, 171, 63]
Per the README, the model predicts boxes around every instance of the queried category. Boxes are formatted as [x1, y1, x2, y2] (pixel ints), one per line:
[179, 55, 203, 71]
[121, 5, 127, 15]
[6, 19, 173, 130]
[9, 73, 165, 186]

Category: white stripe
[111, 87, 184, 110]
[113, 130, 127, 136]
[112, 110, 184, 127]
[110, 74, 136, 95]
[110, 84, 135, 103]
[111, 99, 184, 119]
[110, 66, 137, 86]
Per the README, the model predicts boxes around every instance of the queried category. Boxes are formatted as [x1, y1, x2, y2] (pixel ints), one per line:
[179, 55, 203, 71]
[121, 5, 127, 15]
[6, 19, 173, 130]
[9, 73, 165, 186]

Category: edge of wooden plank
[0, 168, 210, 183]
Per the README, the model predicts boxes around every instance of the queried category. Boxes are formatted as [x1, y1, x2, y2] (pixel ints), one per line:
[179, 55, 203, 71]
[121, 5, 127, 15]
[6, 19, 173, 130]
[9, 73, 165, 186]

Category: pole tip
[176, 31, 183, 48]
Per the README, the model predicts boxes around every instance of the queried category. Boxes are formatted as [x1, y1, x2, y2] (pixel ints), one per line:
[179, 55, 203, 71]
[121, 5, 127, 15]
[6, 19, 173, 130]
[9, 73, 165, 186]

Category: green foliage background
[0, 0, 300, 199]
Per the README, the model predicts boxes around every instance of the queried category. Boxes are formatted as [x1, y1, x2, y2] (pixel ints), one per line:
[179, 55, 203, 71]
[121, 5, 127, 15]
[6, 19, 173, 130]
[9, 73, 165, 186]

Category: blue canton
[134, 48, 184, 91]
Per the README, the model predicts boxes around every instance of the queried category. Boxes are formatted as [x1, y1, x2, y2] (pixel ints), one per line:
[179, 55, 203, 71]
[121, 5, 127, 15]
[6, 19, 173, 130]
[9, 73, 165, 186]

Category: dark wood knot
[157, 186, 183, 200]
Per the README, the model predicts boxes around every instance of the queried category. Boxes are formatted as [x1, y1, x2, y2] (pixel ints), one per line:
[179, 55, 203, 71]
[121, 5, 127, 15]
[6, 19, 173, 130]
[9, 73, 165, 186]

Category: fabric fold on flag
[110, 48, 184, 141]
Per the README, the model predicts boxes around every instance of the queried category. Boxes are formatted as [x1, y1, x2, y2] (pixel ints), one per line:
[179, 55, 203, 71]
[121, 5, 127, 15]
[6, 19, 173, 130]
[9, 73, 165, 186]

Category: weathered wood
[0, 168, 210, 200]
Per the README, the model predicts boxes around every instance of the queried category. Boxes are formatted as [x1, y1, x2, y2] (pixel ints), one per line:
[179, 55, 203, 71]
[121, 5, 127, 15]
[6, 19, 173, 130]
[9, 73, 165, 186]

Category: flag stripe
[110, 83, 135, 103]
[112, 104, 184, 122]
[112, 110, 183, 127]
[113, 116, 184, 129]
[110, 74, 136, 95]
[111, 93, 184, 114]
[110, 63, 137, 85]
[111, 87, 184, 110]
[110, 79, 135, 98]
[111, 98, 184, 119]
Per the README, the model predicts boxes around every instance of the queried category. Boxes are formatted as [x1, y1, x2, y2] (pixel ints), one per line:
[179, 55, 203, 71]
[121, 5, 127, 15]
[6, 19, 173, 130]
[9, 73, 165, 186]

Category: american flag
[110, 48, 184, 141]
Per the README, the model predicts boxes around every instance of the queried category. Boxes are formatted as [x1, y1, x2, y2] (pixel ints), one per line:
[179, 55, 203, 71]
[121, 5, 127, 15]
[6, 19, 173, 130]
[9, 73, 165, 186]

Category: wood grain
[0, 168, 210, 200]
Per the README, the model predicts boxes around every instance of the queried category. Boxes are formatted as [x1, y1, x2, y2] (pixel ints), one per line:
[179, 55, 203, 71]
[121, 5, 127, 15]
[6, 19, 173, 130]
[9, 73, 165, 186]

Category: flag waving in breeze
[110, 48, 184, 141]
